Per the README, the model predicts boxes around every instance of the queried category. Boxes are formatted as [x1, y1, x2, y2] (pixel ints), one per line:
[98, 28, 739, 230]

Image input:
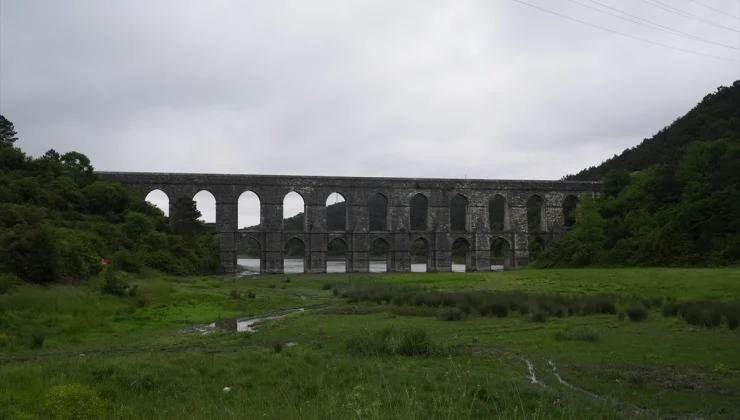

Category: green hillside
[537, 81, 740, 267]
[0, 115, 219, 288]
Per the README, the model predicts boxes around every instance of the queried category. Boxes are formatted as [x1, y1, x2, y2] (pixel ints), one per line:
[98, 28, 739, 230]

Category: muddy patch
[179, 308, 306, 335]
[569, 363, 739, 396]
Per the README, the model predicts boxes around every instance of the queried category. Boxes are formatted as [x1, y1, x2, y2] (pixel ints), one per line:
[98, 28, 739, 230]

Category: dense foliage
[537, 81, 740, 267]
[0, 117, 220, 284]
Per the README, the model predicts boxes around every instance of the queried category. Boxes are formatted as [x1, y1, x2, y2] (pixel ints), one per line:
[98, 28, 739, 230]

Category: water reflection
[238, 258, 503, 274]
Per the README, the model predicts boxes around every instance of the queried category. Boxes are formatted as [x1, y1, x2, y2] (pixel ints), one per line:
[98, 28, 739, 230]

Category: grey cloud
[1, 0, 738, 224]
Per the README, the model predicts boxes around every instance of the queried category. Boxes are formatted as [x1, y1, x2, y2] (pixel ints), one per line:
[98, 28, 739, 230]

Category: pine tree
[0, 115, 19, 145]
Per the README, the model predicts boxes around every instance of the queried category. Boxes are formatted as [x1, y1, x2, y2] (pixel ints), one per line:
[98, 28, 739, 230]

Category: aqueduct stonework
[98, 172, 601, 274]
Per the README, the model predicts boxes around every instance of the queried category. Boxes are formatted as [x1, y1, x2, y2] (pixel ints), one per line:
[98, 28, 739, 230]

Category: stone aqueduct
[99, 172, 601, 274]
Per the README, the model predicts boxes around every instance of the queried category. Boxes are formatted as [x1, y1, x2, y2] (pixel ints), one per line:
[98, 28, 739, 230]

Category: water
[179, 308, 306, 334]
[238, 258, 503, 273]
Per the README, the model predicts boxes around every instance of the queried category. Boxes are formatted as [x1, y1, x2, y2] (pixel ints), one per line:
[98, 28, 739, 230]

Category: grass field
[1, 268, 739, 419]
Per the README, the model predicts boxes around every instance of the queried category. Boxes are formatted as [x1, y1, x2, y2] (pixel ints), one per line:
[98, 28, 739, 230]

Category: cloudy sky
[1, 0, 738, 226]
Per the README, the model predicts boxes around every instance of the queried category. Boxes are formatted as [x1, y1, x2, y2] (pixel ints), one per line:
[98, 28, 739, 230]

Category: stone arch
[526, 194, 546, 232]
[283, 236, 306, 273]
[490, 236, 512, 271]
[283, 191, 305, 231]
[144, 189, 169, 217]
[193, 189, 216, 223]
[237, 235, 262, 273]
[451, 237, 472, 272]
[410, 193, 429, 231]
[370, 237, 391, 273]
[327, 237, 349, 273]
[563, 195, 579, 228]
[450, 194, 468, 232]
[325, 192, 347, 231]
[410, 236, 431, 272]
[238, 190, 261, 230]
[488, 194, 507, 231]
[368, 192, 389, 231]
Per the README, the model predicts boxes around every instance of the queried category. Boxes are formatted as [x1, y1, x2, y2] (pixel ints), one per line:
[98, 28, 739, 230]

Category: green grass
[1, 268, 739, 419]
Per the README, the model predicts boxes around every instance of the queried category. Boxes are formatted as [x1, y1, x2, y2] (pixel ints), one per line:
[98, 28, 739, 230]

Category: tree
[61, 151, 95, 187]
[171, 196, 203, 240]
[0, 115, 18, 145]
[83, 181, 129, 216]
[42, 149, 61, 161]
[122, 211, 155, 241]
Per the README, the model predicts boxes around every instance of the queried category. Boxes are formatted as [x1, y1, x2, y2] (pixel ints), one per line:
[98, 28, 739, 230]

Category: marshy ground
[1, 268, 739, 419]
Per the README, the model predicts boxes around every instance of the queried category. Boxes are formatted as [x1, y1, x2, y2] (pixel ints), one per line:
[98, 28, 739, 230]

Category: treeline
[536, 81, 740, 267]
[0, 115, 220, 287]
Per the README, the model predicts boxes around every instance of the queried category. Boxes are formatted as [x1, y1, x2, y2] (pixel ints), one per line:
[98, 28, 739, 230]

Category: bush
[554, 326, 599, 342]
[321, 282, 332, 290]
[247, 290, 256, 299]
[45, 383, 106, 420]
[229, 289, 241, 299]
[626, 305, 648, 322]
[28, 332, 45, 349]
[439, 308, 466, 321]
[283, 277, 291, 283]
[527, 308, 548, 323]
[0, 272, 20, 294]
[272, 340, 284, 354]
[100, 268, 130, 297]
[479, 301, 509, 318]
[110, 249, 143, 273]
[663, 300, 740, 329]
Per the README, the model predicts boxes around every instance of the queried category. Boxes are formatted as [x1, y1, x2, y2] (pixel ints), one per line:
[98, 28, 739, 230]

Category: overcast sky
[1, 0, 738, 226]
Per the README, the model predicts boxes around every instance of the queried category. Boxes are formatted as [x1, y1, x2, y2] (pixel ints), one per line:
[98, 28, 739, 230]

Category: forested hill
[565, 81, 740, 181]
[535, 81, 740, 268]
[0, 115, 220, 288]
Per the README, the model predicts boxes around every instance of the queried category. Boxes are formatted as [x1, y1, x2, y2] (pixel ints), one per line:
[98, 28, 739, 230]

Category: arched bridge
[98, 172, 601, 274]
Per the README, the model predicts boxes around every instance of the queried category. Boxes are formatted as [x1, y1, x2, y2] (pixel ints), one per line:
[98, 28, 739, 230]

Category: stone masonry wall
[98, 172, 602, 274]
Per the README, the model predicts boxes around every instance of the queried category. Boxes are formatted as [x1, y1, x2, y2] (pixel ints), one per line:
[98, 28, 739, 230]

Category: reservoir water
[237, 258, 503, 274]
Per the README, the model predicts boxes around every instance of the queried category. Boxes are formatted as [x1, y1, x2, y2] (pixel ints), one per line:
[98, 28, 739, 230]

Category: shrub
[229, 289, 241, 299]
[0, 272, 20, 294]
[439, 308, 466, 321]
[45, 383, 106, 420]
[283, 277, 291, 283]
[728, 312, 739, 330]
[321, 282, 332, 290]
[247, 290, 256, 299]
[527, 308, 548, 323]
[626, 305, 648, 322]
[110, 249, 143, 273]
[396, 328, 436, 356]
[272, 340, 284, 354]
[28, 332, 45, 349]
[554, 326, 599, 342]
[100, 268, 130, 297]
[479, 301, 509, 318]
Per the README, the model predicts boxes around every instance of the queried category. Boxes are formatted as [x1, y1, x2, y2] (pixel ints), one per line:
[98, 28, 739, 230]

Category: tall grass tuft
[345, 327, 447, 357]
[626, 305, 648, 322]
[554, 326, 599, 342]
